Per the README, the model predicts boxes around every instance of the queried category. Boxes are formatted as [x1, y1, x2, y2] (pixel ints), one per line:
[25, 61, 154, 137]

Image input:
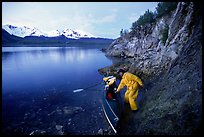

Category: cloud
[2, 2, 120, 38]
[111, 8, 118, 13]
[44, 13, 95, 36]
[95, 14, 117, 24]
[49, 11, 118, 35]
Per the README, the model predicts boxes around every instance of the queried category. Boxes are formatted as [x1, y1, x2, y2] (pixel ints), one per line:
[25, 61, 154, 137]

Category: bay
[2, 45, 113, 135]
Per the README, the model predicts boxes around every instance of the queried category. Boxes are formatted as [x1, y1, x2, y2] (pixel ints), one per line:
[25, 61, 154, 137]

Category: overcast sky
[2, 2, 158, 39]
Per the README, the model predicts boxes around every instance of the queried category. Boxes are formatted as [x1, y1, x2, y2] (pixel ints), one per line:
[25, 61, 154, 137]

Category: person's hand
[140, 84, 144, 88]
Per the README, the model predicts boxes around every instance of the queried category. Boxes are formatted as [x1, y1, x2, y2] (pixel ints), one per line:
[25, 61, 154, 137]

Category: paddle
[73, 82, 103, 93]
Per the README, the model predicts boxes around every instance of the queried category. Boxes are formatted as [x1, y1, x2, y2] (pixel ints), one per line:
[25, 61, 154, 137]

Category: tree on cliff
[156, 2, 178, 18]
[131, 2, 178, 32]
[131, 9, 155, 31]
[120, 29, 129, 37]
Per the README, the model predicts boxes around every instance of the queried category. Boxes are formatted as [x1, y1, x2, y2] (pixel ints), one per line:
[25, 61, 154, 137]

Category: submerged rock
[98, 128, 103, 135]
[62, 106, 83, 115]
[55, 125, 65, 135]
[23, 111, 36, 120]
[57, 130, 64, 135]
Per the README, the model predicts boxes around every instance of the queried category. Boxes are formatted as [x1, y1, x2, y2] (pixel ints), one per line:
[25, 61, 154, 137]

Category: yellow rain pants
[117, 72, 143, 111]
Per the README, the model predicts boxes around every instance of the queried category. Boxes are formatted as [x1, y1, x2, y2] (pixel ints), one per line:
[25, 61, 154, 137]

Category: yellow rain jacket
[117, 72, 143, 110]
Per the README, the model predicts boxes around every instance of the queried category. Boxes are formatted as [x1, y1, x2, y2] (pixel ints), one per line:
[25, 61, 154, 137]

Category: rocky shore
[98, 2, 202, 135]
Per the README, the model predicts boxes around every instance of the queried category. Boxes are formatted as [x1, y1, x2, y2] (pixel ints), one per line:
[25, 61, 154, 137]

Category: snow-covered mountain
[47, 29, 95, 39]
[2, 24, 95, 39]
[47, 30, 61, 37]
[2, 25, 48, 37]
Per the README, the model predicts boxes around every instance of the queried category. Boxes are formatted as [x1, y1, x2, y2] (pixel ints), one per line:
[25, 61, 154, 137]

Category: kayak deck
[102, 90, 122, 134]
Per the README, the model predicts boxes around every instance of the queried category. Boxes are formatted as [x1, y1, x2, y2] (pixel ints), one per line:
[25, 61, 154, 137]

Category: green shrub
[131, 9, 155, 31]
[161, 25, 169, 45]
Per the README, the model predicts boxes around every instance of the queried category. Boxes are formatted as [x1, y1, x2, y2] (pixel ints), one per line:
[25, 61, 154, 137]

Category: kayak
[101, 76, 122, 134]
[101, 92, 122, 134]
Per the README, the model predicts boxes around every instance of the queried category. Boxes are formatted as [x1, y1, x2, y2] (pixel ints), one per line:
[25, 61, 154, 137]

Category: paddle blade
[73, 89, 84, 93]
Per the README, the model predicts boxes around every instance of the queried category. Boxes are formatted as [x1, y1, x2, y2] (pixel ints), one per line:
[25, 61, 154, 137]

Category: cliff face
[105, 2, 200, 76]
[100, 2, 202, 135]
[121, 8, 202, 134]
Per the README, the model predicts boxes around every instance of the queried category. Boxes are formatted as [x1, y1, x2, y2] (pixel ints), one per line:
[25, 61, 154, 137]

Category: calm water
[2, 46, 114, 135]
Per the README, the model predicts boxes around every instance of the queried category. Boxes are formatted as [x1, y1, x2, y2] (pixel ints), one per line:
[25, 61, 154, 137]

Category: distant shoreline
[2, 43, 112, 50]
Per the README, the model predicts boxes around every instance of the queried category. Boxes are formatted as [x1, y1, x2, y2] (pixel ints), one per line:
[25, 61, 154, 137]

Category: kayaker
[115, 69, 143, 111]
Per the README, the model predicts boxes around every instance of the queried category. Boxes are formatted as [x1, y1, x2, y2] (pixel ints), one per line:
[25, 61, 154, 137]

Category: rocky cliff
[99, 2, 202, 135]
[104, 2, 201, 77]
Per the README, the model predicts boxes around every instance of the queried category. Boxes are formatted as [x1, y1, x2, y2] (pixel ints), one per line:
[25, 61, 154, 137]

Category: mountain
[2, 24, 95, 39]
[2, 24, 113, 46]
[47, 29, 95, 39]
[2, 25, 48, 38]
[2, 29, 113, 46]
[2, 29, 23, 44]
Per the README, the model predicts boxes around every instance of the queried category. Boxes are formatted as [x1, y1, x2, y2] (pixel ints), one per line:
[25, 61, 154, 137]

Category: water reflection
[2, 47, 116, 95]
[2, 47, 96, 65]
